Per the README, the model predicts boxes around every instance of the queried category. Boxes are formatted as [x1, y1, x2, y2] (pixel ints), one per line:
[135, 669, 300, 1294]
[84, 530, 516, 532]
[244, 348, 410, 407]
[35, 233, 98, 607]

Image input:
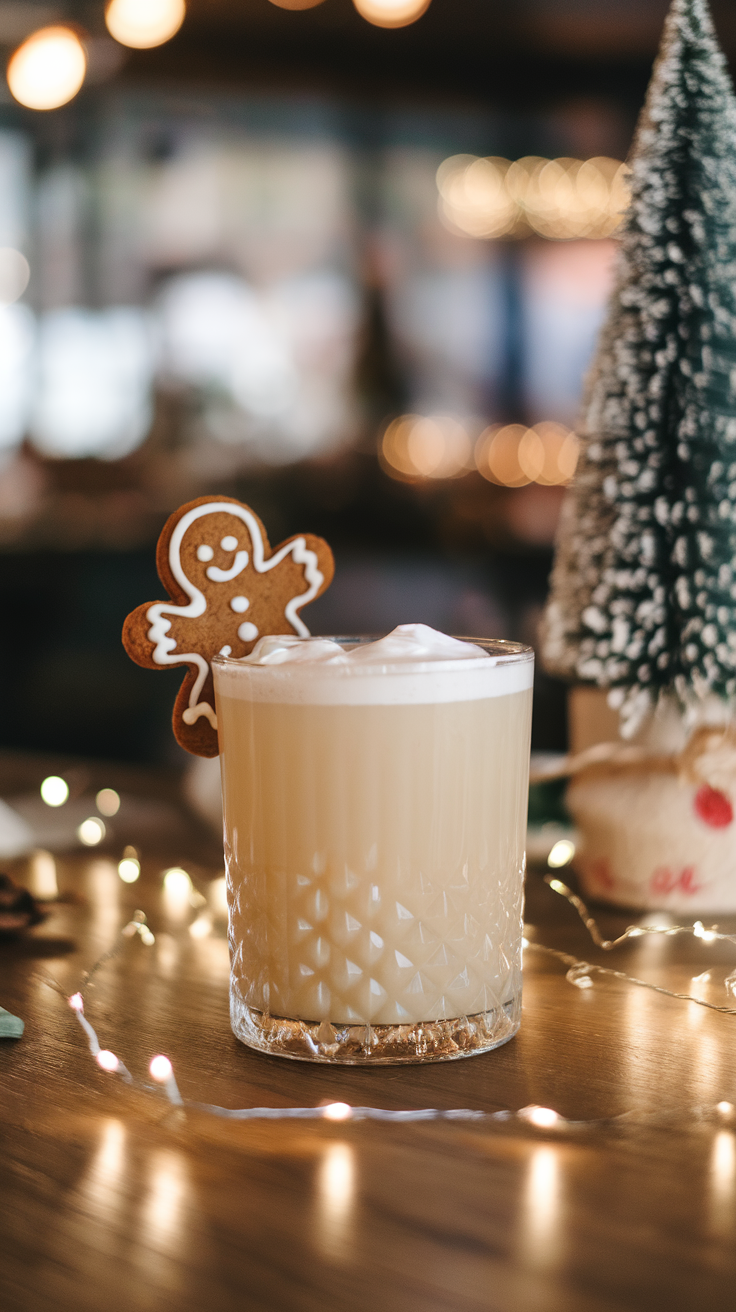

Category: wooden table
[2, 761, 736, 1311]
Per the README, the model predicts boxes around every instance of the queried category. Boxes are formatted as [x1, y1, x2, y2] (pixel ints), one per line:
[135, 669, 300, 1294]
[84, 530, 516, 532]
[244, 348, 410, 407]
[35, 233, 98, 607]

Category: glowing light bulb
[8, 26, 86, 111]
[352, 0, 431, 29]
[717, 1102, 734, 1116]
[149, 1053, 183, 1104]
[105, 0, 185, 49]
[40, 775, 69, 807]
[522, 1105, 561, 1129]
[118, 857, 140, 883]
[323, 1102, 353, 1121]
[69, 992, 84, 1012]
[96, 788, 120, 816]
[96, 1050, 119, 1073]
[78, 817, 106, 846]
[150, 1054, 173, 1082]
[547, 879, 567, 895]
[547, 839, 576, 869]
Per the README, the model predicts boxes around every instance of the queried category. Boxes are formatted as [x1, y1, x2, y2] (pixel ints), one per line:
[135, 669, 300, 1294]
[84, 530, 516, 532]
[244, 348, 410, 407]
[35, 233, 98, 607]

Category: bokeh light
[476, 425, 531, 487]
[0, 249, 29, 306]
[96, 788, 120, 816]
[163, 867, 192, 898]
[189, 913, 213, 939]
[40, 775, 69, 807]
[105, 0, 185, 50]
[381, 414, 474, 481]
[352, 0, 431, 29]
[28, 850, 58, 899]
[475, 423, 579, 488]
[437, 154, 630, 242]
[78, 817, 106, 846]
[268, 0, 327, 8]
[96, 1049, 119, 1072]
[381, 416, 579, 486]
[118, 857, 140, 883]
[7, 27, 87, 111]
[530, 422, 581, 486]
[209, 876, 228, 917]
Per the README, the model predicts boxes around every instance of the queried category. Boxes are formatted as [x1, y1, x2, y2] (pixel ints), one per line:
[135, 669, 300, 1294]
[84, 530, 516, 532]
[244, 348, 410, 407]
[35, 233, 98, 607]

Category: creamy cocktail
[213, 625, 533, 1064]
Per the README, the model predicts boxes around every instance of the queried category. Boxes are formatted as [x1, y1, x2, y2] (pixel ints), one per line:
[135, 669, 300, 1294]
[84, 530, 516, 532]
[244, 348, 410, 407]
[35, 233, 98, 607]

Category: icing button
[221, 535, 238, 551]
[238, 622, 259, 643]
[196, 544, 214, 562]
[230, 596, 249, 613]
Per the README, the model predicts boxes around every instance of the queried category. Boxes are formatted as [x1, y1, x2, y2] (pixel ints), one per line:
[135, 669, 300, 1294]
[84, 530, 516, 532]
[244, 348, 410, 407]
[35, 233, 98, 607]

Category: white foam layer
[214, 624, 533, 705]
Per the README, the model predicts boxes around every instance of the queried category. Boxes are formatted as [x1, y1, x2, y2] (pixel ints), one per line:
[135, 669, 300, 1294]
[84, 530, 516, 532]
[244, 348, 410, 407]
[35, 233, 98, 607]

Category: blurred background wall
[0, 0, 733, 765]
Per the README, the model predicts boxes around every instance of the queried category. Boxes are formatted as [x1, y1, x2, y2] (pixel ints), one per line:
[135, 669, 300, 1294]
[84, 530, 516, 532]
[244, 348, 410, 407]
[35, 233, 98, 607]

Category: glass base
[230, 990, 521, 1065]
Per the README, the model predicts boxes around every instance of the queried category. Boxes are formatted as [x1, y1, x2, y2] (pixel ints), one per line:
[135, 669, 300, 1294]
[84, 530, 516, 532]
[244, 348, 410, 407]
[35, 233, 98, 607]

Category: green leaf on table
[0, 1005, 24, 1038]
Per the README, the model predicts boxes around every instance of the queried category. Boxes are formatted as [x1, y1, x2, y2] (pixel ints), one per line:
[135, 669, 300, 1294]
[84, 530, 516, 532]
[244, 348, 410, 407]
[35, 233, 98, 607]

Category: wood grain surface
[2, 761, 736, 1312]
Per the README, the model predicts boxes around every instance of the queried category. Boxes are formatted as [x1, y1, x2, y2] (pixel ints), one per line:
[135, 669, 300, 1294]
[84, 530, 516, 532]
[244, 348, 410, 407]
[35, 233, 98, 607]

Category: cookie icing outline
[146, 501, 324, 731]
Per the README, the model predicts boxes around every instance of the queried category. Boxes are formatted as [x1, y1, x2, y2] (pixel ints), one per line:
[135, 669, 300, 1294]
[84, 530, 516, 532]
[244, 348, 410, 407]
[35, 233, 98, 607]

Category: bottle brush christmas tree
[544, 0, 736, 738]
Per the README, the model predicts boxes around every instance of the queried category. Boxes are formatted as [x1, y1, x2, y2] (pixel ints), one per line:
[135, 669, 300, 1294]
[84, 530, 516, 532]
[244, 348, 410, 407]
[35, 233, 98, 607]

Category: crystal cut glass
[213, 635, 533, 1064]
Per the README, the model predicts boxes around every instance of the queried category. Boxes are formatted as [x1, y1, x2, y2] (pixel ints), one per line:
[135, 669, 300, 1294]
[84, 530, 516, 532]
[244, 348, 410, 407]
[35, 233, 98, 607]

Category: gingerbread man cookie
[123, 496, 334, 756]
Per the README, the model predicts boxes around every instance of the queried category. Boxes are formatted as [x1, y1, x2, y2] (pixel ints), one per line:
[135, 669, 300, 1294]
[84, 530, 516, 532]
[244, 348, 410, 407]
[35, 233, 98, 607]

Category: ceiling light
[105, 0, 185, 50]
[268, 0, 327, 8]
[7, 26, 86, 111]
[352, 0, 431, 30]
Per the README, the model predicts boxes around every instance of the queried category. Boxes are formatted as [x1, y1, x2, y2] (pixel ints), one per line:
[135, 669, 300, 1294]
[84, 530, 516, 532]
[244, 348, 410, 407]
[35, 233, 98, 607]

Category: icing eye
[221, 535, 238, 552]
[197, 545, 214, 562]
[219, 645, 232, 657]
[238, 622, 258, 643]
[230, 596, 249, 613]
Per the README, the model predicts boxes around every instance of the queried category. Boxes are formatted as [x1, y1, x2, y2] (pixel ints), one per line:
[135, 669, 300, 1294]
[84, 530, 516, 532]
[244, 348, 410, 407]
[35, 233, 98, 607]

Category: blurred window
[30, 308, 154, 459]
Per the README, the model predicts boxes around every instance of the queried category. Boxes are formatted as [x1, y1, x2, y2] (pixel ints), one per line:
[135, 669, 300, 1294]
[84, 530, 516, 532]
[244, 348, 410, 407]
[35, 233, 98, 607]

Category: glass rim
[211, 634, 534, 675]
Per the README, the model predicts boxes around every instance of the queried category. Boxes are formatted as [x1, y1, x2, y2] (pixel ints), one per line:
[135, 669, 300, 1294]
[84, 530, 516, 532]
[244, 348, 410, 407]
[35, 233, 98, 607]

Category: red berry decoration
[694, 785, 734, 829]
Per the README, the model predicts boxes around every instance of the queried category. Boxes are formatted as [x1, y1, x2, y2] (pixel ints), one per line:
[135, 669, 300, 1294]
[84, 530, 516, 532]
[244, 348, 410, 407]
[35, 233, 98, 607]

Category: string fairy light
[544, 874, 736, 954]
[540, 875, 736, 1010]
[35, 897, 736, 1135]
[149, 1054, 183, 1105]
